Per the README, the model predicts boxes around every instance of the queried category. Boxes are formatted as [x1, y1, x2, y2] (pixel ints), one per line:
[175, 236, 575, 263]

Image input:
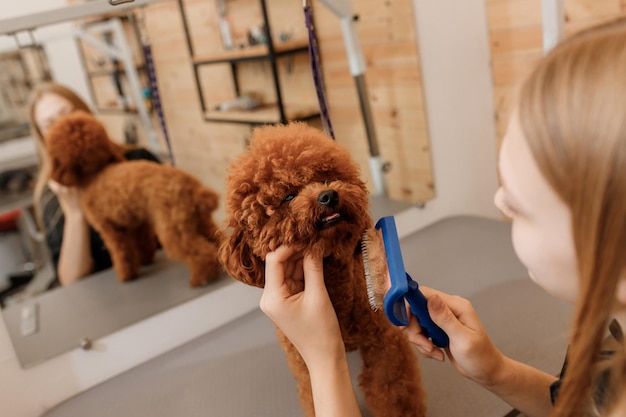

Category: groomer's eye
[283, 193, 297, 203]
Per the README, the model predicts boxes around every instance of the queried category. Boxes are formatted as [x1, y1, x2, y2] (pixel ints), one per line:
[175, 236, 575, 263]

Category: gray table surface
[2, 251, 230, 368]
[43, 216, 573, 417]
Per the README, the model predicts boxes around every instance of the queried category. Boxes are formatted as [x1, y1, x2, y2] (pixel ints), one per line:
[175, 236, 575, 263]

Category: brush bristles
[362, 229, 387, 311]
[362, 231, 378, 311]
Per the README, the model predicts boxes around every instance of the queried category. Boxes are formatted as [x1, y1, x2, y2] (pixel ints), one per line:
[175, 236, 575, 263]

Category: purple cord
[304, 5, 335, 140]
[143, 44, 175, 165]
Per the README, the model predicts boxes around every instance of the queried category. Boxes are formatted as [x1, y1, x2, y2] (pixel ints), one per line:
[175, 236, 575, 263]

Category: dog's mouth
[318, 211, 344, 229]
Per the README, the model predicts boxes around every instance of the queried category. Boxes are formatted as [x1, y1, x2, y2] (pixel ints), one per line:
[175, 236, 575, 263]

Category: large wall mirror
[0, 39, 229, 369]
[0, 0, 435, 369]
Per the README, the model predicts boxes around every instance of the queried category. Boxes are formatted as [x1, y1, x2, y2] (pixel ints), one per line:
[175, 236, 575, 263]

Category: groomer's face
[494, 111, 579, 303]
[34, 93, 74, 137]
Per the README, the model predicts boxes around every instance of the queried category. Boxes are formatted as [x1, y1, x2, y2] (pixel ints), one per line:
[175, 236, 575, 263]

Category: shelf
[0, 190, 33, 215]
[97, 105, 138, 114]
[87, 63, 146, 78]
[193, 39, 309, 65]
[178, 0, 320, 128]
[203, 103, 319, 125]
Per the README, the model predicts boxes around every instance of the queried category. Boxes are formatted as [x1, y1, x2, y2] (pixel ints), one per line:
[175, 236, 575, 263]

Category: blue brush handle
[405, 274, 449, 348]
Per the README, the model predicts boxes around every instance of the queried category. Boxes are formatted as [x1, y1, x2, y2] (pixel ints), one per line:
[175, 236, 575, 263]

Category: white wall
[0, 1, 501, 416]
[397, 0, 500, 234]
[0, 0, 92, 107]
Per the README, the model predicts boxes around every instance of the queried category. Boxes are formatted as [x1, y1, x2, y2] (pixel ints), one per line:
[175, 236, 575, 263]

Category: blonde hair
[519, 18, 626, 417]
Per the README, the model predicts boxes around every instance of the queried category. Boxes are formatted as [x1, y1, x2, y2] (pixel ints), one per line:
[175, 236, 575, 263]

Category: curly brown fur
[219, 122, 426, 417]
[46, 112, 222, 287]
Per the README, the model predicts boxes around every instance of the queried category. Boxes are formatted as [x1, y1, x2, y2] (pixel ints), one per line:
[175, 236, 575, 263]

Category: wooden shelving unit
[192, 39, 309, 65]
[179, 0, 320, 125]
[203, 103, 319, 124]
[0, 46, 51, 129]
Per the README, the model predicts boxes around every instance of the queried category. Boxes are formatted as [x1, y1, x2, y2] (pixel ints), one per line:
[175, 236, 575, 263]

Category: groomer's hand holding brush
[406, 286, 508, 387]
[407, 286, 559, 414]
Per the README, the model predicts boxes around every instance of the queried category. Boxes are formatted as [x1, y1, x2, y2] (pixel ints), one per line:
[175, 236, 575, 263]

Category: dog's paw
[188, 265, 222, 288]
[114, 266, 139, 283]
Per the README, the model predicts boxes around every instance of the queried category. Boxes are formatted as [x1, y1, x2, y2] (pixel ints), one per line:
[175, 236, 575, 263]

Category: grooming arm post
[542, 0, 564, 53]
[316, 0, 387, 196]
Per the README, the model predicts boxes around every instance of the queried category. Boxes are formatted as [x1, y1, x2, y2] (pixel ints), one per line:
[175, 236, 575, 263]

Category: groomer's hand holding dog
[262, 246, 343, 365]
[262, 246, 362, 417]
[48, 179, 94, 286]
[48, 179, 83, 216]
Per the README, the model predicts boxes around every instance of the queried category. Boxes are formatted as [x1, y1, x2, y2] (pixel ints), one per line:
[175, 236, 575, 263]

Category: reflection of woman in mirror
[29, 83, 160, 287]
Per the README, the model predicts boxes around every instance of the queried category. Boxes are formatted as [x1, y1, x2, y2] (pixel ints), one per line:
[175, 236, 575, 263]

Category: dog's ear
[218, 226, 265, 288]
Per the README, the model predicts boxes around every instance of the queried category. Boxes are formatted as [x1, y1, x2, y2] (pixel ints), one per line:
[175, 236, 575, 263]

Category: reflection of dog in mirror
[219, 123, 426, 417]
[46, 111, 222, 287]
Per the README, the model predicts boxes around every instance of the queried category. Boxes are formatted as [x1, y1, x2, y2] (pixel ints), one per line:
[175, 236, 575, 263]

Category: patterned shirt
[550, 319, 623, 414]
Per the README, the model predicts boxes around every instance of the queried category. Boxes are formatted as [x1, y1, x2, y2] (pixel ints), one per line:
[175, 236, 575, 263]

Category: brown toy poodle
[219, 122, 426, 417]
[45, 111, 222, 287]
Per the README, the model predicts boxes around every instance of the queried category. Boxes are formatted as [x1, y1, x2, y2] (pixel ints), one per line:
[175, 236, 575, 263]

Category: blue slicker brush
[368, 216, 449, 348]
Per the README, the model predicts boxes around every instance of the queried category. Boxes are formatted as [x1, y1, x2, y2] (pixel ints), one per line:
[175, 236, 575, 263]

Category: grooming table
[43, 216, 573, 417]
[3, 252, 224, 368]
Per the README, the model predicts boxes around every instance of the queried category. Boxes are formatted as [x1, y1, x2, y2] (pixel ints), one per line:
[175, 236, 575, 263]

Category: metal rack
[178, 0, 321, 125]
[76, 13, 147, 115]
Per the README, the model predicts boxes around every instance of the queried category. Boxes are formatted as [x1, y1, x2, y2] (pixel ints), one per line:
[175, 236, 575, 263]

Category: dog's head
[45, 111, 124, 187]
[219, 122, 371, 288]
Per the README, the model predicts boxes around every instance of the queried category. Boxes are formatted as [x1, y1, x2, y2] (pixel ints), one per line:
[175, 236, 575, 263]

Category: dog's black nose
[318, 190, 339, 207]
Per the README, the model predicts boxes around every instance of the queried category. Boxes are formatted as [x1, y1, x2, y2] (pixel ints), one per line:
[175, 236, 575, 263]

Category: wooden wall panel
[313, 0, 434, 202]
[487, 0, 626, 146]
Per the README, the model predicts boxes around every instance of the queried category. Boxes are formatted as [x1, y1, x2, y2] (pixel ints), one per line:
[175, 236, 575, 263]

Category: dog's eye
[283, 193, 297, 203]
